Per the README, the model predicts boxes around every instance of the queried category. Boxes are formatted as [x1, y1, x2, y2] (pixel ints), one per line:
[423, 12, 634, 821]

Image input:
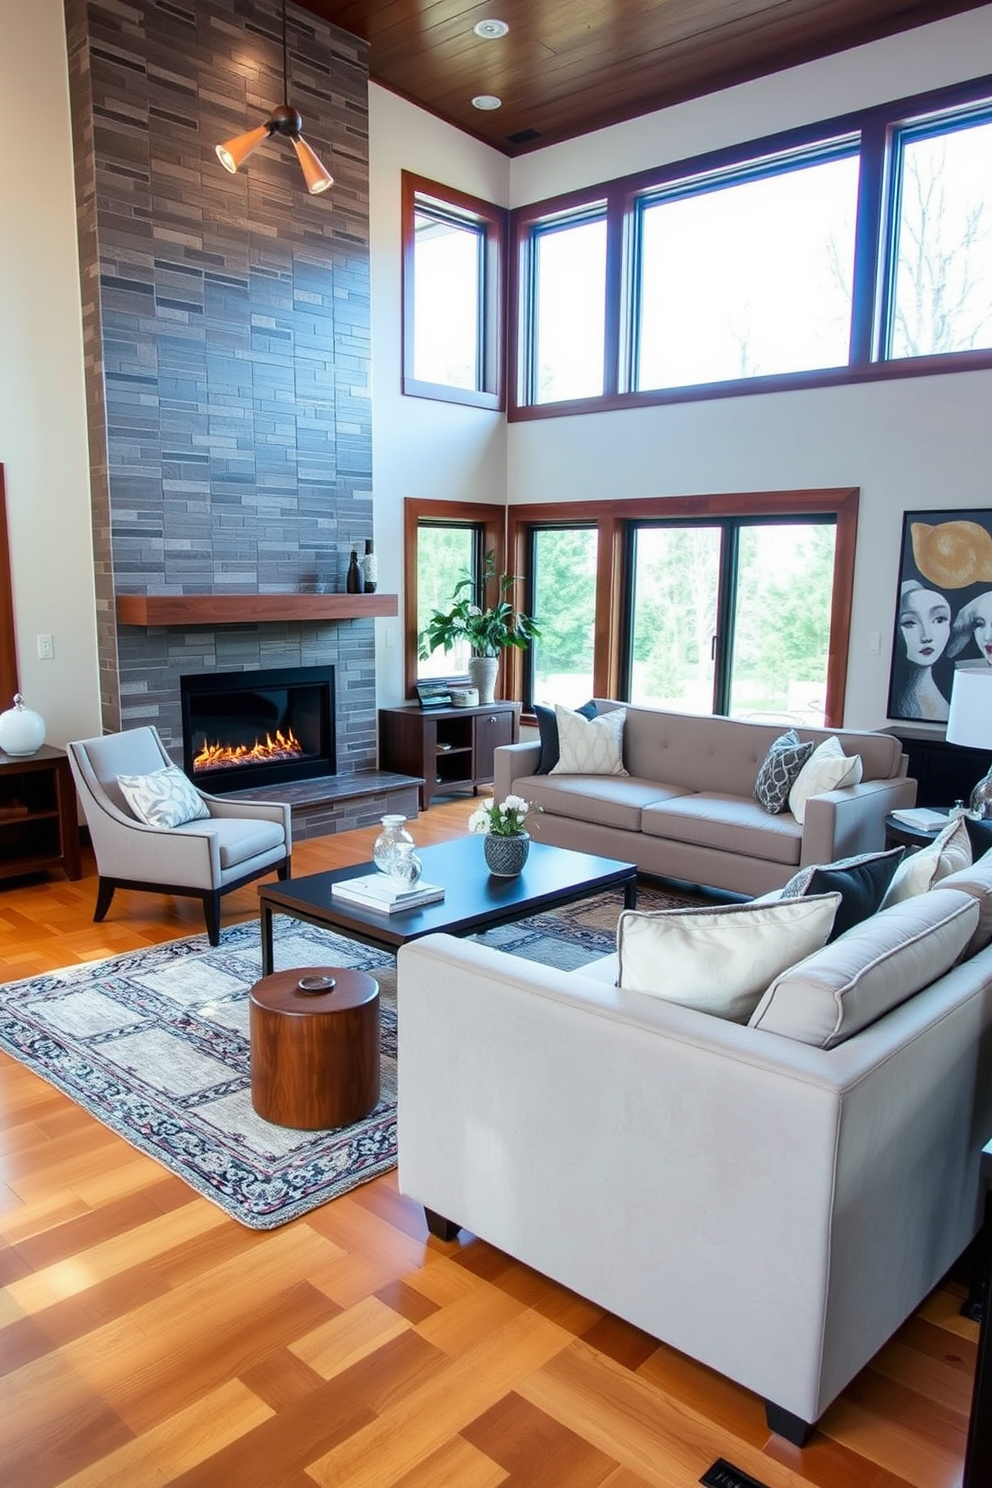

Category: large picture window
[509, 77, 992, 419]
[526, 526, 598, 706]
[625, 518, 837, 724]
[509, 489, 857, 728]
[529, 209, 608, 403]
[403, 500, 504, 698]
[402, 174, 507, 411]
[634, 150, 859, 390]
[886, 113, 992, 360]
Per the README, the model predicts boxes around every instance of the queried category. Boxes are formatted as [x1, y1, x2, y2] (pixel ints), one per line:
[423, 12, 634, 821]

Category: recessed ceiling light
[472, 94, 502, 111]
[474, 19, 509, 39]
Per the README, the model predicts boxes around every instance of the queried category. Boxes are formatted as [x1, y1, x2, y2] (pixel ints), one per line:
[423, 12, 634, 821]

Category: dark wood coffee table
[257, 836, 637, 976]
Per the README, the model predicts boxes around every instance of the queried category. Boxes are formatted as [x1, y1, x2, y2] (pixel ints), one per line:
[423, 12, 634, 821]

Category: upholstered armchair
[68, 726, 291, 945]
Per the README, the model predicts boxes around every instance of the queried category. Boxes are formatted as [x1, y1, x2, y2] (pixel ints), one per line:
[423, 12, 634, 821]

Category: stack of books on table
[889, 807, 950, 831]
[330, 873, 445, 914]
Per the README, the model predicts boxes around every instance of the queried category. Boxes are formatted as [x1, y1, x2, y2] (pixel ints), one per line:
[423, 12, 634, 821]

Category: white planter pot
[468, 655, 499, 706]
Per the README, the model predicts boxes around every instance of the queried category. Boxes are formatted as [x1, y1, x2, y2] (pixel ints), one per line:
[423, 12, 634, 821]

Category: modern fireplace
[180, 665, 336, 794]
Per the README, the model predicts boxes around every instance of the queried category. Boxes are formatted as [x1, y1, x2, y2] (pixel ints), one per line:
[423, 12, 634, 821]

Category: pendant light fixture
[216, 0, 333, 196]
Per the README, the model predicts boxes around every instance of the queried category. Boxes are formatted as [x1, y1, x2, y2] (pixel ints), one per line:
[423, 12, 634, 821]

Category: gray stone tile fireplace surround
[63, 1, 413, 833]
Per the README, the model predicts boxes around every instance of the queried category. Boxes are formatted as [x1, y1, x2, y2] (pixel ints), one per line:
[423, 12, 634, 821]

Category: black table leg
[261, 903, 275, 976]
[964, 1187, 992, 1487]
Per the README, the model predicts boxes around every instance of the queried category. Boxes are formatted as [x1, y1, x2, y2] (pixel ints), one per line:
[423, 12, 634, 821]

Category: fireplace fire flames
[193, 728, 304, 773]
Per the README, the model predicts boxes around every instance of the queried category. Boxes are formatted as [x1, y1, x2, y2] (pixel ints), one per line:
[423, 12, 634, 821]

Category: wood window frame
[507, 74, 992, 422]
[401, 172, 507, 411]
[508, 487, 858, 729]
[404, 499, 505, 699]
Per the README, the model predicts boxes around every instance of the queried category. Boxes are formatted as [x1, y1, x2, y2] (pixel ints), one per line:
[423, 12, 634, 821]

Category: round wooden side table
[249, 967, 380, 1130]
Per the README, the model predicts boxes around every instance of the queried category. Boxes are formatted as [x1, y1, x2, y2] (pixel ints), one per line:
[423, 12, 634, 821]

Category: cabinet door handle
[489, 715, 497, 723]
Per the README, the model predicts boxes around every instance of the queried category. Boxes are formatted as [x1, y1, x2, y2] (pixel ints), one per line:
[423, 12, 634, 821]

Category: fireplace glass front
[180, 666, 335, 793]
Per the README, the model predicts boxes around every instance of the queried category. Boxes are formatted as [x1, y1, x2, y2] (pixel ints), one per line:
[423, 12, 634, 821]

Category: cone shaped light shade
[215, 122, 271, 173]
[293, 135, 334, 194]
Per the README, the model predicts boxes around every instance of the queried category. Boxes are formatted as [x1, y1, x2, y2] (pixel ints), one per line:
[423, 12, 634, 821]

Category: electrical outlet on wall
[37, 634, 55, 660]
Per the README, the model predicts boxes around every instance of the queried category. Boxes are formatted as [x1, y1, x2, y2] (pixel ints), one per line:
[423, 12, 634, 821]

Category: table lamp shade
[947, 666, 992, 818]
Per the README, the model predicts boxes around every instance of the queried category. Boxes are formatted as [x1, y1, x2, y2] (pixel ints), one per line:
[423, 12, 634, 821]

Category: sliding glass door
[625, 517, 836, 725]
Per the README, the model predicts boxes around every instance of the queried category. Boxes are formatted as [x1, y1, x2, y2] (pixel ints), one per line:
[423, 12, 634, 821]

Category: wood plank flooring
[0, 797, 979, 1487]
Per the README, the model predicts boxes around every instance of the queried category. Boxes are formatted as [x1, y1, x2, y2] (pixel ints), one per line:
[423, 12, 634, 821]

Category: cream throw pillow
[551, 704, 628, 776]
[880, 814, 972, 908]
[788, 736, 863, 825]
[117, 766, 210, 828]
[617, 893, 840, 1023]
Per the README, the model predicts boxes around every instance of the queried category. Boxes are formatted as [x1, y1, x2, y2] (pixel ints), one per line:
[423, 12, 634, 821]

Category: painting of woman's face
[899, 585, 951, 666]
[970, 591, 992, 664]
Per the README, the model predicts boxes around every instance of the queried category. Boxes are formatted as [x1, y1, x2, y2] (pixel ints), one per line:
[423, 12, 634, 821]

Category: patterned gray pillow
[117, 766, 211, 828]
[753, 730, 815, 814]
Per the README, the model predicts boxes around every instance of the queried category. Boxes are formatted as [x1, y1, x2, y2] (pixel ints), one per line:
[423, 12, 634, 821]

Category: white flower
[503, 794, 529, 814]
[467, 806, 491, 834]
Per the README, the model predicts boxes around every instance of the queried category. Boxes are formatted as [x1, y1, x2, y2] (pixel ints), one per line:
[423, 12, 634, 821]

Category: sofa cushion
[929, 848, 992, 957]
[551, 705, 628, 776]
[788, 737, 863, 825]
[754, 730, 816, 813]
[880, 815, 972, 908]
[116, 766, 210, 829]
[641, 792, 803, 867]
[965, 815, 992, 858]
[534, 700, 597, 774]
[748, 889, 980, 1048]
[617, 893, 840, 1022]
[526, 775, 691, 832]
[780, 847, 904, 939]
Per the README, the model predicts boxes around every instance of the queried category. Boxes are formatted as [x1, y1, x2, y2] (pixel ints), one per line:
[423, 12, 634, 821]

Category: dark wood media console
[378, 702, 520, 811]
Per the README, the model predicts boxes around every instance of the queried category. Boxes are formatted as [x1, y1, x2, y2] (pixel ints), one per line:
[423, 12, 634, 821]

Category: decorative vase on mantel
[468, 655, 499, 707]
[484, 830, 530, 878]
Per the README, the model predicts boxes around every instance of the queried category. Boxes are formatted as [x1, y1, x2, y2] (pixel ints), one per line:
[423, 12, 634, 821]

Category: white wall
[0, 0, 100, 747]
[504, 6, 992, 729]
[368, 86, 510, 702]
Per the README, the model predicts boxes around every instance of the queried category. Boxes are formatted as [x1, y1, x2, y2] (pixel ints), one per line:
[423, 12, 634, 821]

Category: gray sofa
[397, 867, 992, 1444]
[494, 702, 917, 896]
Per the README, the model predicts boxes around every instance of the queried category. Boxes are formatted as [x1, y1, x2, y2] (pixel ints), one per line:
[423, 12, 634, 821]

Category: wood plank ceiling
[298, 0, 989, 155]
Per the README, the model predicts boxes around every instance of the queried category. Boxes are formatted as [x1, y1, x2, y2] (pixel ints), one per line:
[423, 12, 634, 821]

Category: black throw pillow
[535, 700, 597, 774]
[964, 814, 992, 860]
[805, 847, 905, 941]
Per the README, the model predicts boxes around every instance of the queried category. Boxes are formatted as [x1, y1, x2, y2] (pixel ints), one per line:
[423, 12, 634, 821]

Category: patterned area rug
[0, 883, 688, 1229]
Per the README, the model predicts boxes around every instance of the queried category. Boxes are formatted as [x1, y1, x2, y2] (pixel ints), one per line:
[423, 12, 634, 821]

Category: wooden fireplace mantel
[116, 592, 399, 627]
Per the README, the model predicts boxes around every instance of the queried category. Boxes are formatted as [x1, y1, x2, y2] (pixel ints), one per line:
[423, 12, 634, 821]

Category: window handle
[711, 634, 718, 661]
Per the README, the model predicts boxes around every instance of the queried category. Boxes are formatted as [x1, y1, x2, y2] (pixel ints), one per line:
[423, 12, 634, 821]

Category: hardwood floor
[0, 797, 978, 1487]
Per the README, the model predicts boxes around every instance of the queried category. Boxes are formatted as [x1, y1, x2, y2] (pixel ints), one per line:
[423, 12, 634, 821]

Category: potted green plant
[419, 551, 541, 704]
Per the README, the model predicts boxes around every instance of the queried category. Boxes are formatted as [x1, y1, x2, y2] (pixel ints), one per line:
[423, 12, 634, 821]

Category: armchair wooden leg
[94, 878, 116, 923]
[202, 892, 222, 947]
[277, 857, 291, 881]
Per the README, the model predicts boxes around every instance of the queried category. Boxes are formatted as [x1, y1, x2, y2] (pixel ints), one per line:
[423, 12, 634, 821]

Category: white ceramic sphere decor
[0, 694, 46, 756]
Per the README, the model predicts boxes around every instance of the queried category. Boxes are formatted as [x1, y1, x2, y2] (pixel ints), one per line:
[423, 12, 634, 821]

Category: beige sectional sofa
[397, 864, 992, 1445]
[494, 701, 917, 896]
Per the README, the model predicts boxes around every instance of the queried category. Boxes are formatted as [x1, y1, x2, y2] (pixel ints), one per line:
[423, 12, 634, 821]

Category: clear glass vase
[372, 814, 422, 887]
